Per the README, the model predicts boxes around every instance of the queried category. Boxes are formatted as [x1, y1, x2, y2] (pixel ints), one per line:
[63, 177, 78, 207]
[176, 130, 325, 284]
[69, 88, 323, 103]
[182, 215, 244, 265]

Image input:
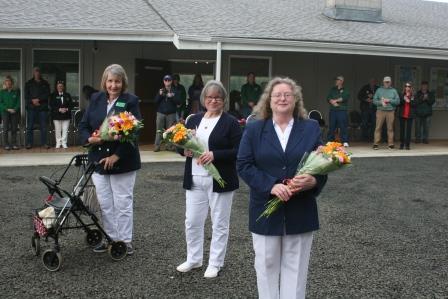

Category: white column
[215, 41, 222, 82]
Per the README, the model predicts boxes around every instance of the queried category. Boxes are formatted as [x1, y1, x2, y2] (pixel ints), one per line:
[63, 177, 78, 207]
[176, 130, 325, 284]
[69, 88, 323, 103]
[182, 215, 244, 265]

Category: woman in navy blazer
[79, 64, 141, 256]
[176, 80, 242, 279]
[50, 81, 73, 148]
[237, 77, 327, 299]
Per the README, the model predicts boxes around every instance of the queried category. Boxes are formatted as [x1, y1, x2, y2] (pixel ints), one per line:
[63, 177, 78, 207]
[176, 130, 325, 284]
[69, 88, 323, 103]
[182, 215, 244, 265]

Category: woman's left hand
[99, 154, 120, 170]
[197, 151, 214, 165]
[289, 174, 317, 192]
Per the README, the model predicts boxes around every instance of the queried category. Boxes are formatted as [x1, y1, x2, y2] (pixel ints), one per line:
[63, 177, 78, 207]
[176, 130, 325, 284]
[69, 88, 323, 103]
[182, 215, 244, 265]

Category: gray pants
[415, 116, 431, 142]
[154, 112, 177, 146]
[2, 111, 19, 146]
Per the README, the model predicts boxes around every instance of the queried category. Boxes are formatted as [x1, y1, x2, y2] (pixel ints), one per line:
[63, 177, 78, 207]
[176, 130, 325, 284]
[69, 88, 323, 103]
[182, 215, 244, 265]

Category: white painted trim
[0, 30, 173, 42]
[216, 42, 222, 81]
[175, 35, 448, 60]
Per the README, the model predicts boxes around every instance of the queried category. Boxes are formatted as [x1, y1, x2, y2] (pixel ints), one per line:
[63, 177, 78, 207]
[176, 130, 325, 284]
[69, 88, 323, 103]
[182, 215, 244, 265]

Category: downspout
[215, 41, 222, 81]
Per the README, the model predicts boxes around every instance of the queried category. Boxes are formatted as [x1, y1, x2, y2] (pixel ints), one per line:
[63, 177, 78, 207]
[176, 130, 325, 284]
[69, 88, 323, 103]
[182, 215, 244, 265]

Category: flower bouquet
[238, 118, 246, 129]
[90, 111, 143, 146]
[160, 123, 226, 188]
[257, 142, 351, 221]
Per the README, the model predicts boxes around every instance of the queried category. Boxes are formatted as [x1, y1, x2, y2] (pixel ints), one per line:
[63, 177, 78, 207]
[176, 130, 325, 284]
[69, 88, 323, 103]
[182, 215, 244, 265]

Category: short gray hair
[100, 64, 128, 93]
[200, 80, 228, 107]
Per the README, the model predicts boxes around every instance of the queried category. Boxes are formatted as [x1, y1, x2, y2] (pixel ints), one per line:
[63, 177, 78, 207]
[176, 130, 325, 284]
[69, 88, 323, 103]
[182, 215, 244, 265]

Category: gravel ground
[0, 156, 447, 298]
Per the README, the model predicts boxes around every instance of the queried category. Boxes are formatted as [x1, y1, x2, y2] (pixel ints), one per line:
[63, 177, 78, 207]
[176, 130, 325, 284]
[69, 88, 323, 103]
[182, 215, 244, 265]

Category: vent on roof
[323, 0, 383, 23]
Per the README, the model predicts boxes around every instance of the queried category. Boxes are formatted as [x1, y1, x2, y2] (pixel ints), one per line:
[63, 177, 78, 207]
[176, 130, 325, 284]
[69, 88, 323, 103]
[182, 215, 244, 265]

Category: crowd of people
[325, 75, 435, 150]
[0, 66, 75, 150]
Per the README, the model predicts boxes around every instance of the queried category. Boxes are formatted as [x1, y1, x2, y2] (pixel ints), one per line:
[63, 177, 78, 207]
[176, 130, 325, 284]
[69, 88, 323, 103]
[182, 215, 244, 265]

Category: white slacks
[252, 232, 314, 299]
[53, 119, 70, 147]
[92, 171, 136, 243]
[185, 175, 234, 267]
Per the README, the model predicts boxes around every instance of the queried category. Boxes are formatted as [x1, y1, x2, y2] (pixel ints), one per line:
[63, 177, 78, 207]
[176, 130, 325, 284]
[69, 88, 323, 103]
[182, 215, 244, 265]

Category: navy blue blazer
[79, 92, 141, 175]
[182, 112, 242, 193]
[237, 118, 327, 236]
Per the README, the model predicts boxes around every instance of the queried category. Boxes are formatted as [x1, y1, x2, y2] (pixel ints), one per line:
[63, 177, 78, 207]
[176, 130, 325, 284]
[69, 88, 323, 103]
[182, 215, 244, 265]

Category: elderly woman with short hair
[79, 64, 141, 256]
[176, 80, 242, 278]
[237, 77, 327, 299]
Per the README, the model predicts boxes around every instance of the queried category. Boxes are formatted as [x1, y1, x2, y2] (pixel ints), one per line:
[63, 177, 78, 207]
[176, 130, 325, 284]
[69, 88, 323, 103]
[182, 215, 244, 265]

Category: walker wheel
[42, 249, 63, 271]
[109, 241, 127, 261]
[31, 234, 40, 256]
[86, 229, 103, 247]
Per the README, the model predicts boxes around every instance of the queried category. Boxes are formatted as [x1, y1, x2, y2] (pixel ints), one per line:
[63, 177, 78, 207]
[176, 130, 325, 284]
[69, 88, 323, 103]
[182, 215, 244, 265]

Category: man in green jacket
[327, 75, 350, 147]
[414, 81, 435, 144]
[0, 75, 21, 150]
[240, 72, 262, 117]
[372, 76, 400, 150]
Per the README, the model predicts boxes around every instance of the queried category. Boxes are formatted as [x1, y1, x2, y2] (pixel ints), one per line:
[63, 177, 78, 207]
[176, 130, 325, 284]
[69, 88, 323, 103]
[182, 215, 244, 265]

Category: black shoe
[399, 144, 404, 150]
[373, 144, 379, 150]
[153, 146, 160, 152]
[422, 140, 429, 144]
[43, 144, 51, 149]
[415, 140, 421, 144]
[26, 144, 32, 149]
[388, 145, 394, 150]
[406, 146, 410, 150]
[4, 146, 11, 150]
[93, 242, 109, 253]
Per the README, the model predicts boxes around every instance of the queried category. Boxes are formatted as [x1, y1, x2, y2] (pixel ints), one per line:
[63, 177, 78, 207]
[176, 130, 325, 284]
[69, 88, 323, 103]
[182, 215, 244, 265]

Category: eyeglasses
[405, 85, 412, 87]
[205, 96, 223, 102]
[57, 80, 65, 84]
[271, 93, 294, 99]
[164, 79, 172, 82]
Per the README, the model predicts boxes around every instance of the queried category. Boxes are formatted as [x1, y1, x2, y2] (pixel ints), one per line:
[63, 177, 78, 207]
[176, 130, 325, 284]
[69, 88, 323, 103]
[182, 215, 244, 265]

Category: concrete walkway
[0, 141, 447, 167]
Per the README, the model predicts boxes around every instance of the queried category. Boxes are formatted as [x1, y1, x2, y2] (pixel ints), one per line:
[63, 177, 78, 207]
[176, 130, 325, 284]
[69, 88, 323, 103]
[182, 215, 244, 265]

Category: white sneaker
[204, 265, 220, 278]
[343, 142, 349, 147]
[176, 261, 202, 273]
[62, 144, 68, 149]
[55, 143, 61, 149]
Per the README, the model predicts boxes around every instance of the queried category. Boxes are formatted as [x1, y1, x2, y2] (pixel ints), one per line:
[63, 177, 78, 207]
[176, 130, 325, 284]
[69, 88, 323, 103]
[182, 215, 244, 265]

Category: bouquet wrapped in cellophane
[258, 142, 351, 221]
[91, 111, 143, 146]
[160, 123, 226, 188]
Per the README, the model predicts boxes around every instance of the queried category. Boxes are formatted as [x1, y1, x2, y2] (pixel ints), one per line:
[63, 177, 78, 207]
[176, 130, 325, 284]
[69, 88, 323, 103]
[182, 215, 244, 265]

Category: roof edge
[0, 29, 174, 42]
[175, 35, 448, 60]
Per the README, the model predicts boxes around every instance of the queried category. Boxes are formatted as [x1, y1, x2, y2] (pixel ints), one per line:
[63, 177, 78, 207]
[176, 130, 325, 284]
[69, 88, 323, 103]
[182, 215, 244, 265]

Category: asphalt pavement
[0, 156, 447, 298]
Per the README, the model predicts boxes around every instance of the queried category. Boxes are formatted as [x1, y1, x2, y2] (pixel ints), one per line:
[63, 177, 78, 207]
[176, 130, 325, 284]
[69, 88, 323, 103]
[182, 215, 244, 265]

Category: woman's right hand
[184, 149, 193, 157]
[88, 136, 103, 145]
[271, 183, 293, 202]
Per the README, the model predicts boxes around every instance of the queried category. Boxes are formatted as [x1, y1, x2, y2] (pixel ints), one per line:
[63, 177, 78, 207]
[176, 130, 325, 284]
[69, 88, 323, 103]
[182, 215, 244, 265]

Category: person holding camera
[154, 74, 181, 152]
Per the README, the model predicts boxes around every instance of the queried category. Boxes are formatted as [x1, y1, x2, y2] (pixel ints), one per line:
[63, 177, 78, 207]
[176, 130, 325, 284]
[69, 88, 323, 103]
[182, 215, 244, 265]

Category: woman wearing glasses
[176, 80, 242, 279]
[50, 81, 73, 148]
[237, 77, 327, 299]
[398, 82, 417, 150]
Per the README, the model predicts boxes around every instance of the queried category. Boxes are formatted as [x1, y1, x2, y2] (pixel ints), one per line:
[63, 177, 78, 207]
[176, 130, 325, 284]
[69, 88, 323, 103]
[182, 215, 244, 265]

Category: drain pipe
[215, 41, 222, 81]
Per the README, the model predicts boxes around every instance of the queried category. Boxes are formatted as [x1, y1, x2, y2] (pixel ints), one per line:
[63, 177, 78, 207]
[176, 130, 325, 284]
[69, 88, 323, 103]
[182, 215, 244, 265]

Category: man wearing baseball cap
[154, 74, 181, 151]
[372, 76, 400, 150]
[326, 75, 350, 147]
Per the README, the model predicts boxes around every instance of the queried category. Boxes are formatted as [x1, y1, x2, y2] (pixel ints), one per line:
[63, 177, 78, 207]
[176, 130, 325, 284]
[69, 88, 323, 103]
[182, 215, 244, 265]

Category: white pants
[252, 232, 314, 299]
[185, 175, 234, 267]
[92, 171, 136, 243]
[53, 119, 70, 147]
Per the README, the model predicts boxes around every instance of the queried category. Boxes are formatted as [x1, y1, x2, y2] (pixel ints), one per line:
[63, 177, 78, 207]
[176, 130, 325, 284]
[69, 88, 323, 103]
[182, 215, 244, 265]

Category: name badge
[116, 101, 126, 108]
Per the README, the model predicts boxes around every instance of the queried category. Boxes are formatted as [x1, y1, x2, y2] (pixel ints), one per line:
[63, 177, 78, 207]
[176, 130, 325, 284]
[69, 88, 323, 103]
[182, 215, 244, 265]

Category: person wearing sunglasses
[398, 82, 417, 150]
[154, 74, 181, 152]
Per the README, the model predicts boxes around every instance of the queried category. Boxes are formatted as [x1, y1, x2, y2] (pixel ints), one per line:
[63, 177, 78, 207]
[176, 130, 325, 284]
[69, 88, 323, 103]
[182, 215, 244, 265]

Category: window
[228, 56, 270, 95]
[0, 49, 21, 92]
[33, 49, 80, 108]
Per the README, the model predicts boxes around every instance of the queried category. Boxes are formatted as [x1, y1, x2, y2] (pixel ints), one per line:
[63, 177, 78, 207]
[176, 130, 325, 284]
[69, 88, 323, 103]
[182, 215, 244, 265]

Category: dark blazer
[50, 92, 73, 120]
[237, 118, 327, 236]
[79, 91, 141, 175]
[182, 112, 242, 193]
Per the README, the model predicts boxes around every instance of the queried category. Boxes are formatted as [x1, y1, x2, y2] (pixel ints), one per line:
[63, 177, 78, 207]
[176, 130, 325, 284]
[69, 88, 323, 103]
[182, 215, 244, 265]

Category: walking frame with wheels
[31, 154, 127, 271]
